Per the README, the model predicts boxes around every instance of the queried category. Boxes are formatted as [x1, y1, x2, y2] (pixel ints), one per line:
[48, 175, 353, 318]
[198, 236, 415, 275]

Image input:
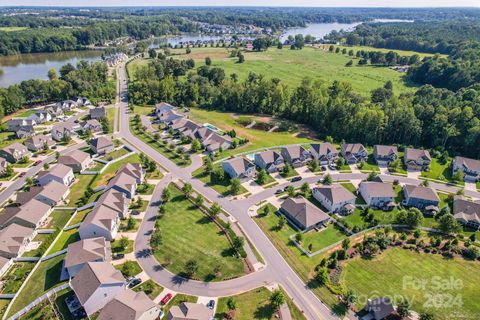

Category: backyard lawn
[99, 146, 130, 161]
[152, 185, 245, 281]
[8, 254, 67, 316]
[192, 165, 248, 196]
[44, 210, 74, 229]
[0, 262, 35, 294]
[91, 153, 141, 188]
[65, 174, 96, 206]
[67, 208, 91, 226]
[47, 229, 79, 254]
[132, 279, 163, 300]
[301, 223, 348, 253]
[215, 287, 306, 320]
[115, 260, 143, 277]
[111, 239, 134, 254]
[342, 248, 480, 320]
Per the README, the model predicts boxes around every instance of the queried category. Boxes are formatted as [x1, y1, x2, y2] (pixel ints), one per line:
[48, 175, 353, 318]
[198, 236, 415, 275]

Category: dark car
[321, 166, 327, 171]
[291, 176, 302, 182]
[274, 189, 283, 195]
[19, 172, 26, 177]
[33, 160, 42, 166]
[207, 300, 215, 310]
[112, 253, 125, 260]
[128, 278, 141, 288]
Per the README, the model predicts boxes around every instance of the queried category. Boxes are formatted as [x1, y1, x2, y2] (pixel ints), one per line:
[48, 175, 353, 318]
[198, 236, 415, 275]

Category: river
[0, 50, 103, 87]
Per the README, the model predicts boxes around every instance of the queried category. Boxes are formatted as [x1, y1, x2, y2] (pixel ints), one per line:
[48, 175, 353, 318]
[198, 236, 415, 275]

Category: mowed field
[128, 46, 419, 96]
[342, 248, 480, 320]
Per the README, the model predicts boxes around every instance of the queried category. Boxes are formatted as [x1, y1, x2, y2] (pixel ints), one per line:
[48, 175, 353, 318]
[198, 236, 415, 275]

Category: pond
[280, 22, 361, 42]
[0, 50, 103, 87]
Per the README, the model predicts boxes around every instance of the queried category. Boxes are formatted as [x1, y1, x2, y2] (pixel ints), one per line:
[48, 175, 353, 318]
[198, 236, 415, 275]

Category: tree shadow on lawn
[221, 247, 237, 257]
[253, 303, 276, 319]
[44, 259, 64, 291]
[196, 215, 213, 225]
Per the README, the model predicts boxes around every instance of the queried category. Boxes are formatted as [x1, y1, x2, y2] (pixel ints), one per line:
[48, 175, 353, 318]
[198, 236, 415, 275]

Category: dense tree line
[129, 56, 480, 159]
[0, 61, 114, 119]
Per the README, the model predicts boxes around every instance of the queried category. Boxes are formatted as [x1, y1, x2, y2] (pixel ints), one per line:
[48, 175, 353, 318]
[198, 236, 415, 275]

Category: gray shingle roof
[281, 196, 330, 229]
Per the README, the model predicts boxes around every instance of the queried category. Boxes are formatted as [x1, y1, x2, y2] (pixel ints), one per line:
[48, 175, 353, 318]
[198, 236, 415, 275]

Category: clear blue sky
[1, 1, 478, 7]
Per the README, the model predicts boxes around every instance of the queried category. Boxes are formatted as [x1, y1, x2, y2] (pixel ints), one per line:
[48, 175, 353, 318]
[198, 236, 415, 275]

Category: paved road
[117, 63, 339, 320]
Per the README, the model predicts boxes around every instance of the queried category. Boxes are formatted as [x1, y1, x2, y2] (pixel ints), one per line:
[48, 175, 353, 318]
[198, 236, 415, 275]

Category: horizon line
[1, 5, 480, 8]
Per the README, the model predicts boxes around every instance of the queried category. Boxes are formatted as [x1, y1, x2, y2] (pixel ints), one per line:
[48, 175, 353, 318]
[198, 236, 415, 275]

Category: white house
[358, 181, 395, 210]
[312, 184, 356, 214]
[37, 163, 74, 187]
[222, 157, 256, 179]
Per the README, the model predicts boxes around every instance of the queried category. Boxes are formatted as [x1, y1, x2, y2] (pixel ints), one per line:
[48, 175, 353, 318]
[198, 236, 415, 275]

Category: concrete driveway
[241, 179, 264, 195]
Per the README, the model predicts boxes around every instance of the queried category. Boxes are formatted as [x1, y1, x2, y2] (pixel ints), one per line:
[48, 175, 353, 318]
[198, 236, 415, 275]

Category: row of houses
[7, 97, 91, 138]
[155, 103, 233, 153]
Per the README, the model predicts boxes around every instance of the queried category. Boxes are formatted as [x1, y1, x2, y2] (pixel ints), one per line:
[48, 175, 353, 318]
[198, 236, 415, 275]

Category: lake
[280, 22, 360, 42]
[0, 50, 103, 87]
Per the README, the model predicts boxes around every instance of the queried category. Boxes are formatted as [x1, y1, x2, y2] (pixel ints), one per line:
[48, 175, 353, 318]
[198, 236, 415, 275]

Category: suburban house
[310, 143, 338, 165]
[0, 199, 52, 229]
[453, 196, 480, 230]
[78, 190, 126, 240]
[83, 119, 103, 133]
[157, 109, 183, 124]
[373, 145, 398, 165]
[8, 118, 36, 132]
[280, 196, 331, 231]
[51, 123, 75, 141]
[73, 96, 91, 107]
[98, 289, 160, 320]
[117, 163, 145, 184]
[107, 172, 138, 200]
[312, 184, 356, 215]
[358, 181, 395, 210]
[90, 106, 106, 119]
[254, 150, 284, 172]
[0, 158, 7, 175]
[402, 184, 440, 211]
[203, 133, 233, 153]
[0, 223, 35, 258]
[452, 156, 480, 182]
[404, 148, 431, 171]
[167, 302, 212, 320]
[171, 119, 201, 135]
[340, 143, 368, 164]
[24, 134, 55, 152]
[154, 102, 175, 115]
[64, 237, 111, 278]
[31, 110, 52, 123]
[140, 115, 157, 134]
[58, 149, 92, 173]
[0, 142, 31, 163]
[16, 180, 70, 207]
[90, 136, 114, 155]
[15, 125, 35, 138]
[222, 157, 256, 179]
[280, 145, 311, 167]
[364, 297, 395, 320]
[37, 163, 74, 186]
[44, 104, 64, 117]
[99, 188, 130, 219]
[56, 100, 77, 110]
[70, 261, 126, 316]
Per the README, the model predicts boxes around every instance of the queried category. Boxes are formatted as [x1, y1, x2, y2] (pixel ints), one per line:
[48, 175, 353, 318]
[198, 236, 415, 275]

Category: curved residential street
[116, 61, 480, 320]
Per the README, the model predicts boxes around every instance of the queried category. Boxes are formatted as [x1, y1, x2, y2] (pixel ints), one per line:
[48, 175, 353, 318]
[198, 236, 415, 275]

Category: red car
[19, 172, 26, 177]
[34, 160, 42, 166]
[160, 293, 172, 305]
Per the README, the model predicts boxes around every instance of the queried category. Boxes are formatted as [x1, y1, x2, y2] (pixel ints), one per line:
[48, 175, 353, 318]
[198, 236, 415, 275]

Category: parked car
[131, 210, 140, 216]
[158, 310, 165, 319]
[321, 166, 327, 171]
[160, 293, 173, 305]
[19, 172, 26, 177]
[128, 278, 141, 288]
[275, 189, 283, 195]
[207, 300, 215, 310]
[112, 253, 125, 260]
[34, 160, 42, 166]
[291, 176, 302, 182]
[328, 164, 337, 170]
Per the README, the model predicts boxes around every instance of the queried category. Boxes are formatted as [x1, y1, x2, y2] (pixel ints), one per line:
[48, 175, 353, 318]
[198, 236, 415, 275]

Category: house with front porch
[453, 196, 480, 230]
[373, 145, 398, 165]
[280, 196, 331, 231]
[222, 157, 256, 179]
[402, 184, 440, 211]
[254, 150, 284, 172]
[358, 181, 395, 210]
[312, 184, 356, 215]
[340, 143, 368, 164]
[280, 145, 310, 167]
[0, 223, 35, 259]
[0, 142, 31, 163]
[404, 148, 431, 171]
[310, 143, 338, 165]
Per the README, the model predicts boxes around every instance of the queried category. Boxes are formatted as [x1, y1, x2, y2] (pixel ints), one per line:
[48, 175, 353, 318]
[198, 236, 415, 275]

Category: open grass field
[341, 248, 480, 319]
[0, 27, 28, 32]
[215, 287, 306, 320]
[9, 254, 66, 316]
[138, 46, 420, 96]
[330, 44, 444, 58]
[301, 223, 348, 253]
[189, 108, 317, 158]
[152, 185, 245, 281]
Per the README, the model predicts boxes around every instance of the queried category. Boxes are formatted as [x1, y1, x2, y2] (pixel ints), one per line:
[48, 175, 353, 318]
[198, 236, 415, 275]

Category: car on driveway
[128, 278, 141, 288]
[207, 300, 215, 310]
[291, 176, 302, 182]
[160, 293, 172, 305]
[112, 253, 125, 260]
[275, 189, 283, 195]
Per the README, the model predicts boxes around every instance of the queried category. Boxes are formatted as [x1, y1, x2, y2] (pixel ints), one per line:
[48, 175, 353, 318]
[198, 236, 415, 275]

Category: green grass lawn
[44, 210, 74, 229]
[55, 289, 77, 320]
[163, 47, 418, 96]
[13, 159, 33, 168]
[0, 27, 28, 32]
[119, 218, 141, 232]
[339, 183, 365, 205]
[106, 107, 115, 134]
[341, 248, 480, 320]
[132, 279, 163, 300]
[0, 132, 23, 149]
[91, 153, 141, 188]
[132, 105, 155, 116]
[280, 167, 300, 179]
[421, 158, 461, 185]
[152, 185, 245, 281]
[0, 262, 35, 294]
[8, 254, 66, 316]
[358, 154, 380, 172]
[65, 174, 96, 206]
[99, 146, 129, 161]
[301, 223, 348, 253]
[0, 299, 9, 318]
[111, 239, 134, 254]
[334, 44, 442, 58]
[256, 173, 276, 186]
[137, 183, 155, 195]
[341, 208, 397, 229]
[47, 229, 79, 254]
[17, 299, 56, 319]
[130, 199, 148, 212]
[215, 287, 306, 320]
[192, 166, 248, 196]
[68, 208, 91, 226]
[189, 108, 316, 158]
[115, 260, 143, 277]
